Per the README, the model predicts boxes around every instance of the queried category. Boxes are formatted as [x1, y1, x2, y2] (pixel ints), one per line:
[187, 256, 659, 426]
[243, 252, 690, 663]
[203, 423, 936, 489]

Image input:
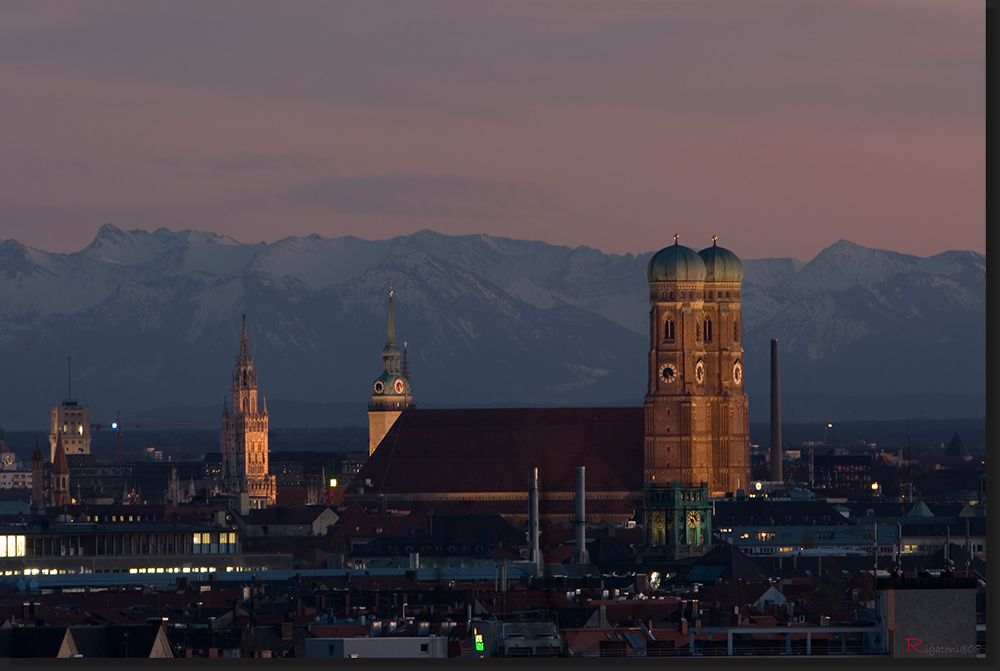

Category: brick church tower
[643, 236, 750, 550]
[643, 235, 750, 496]
[222, 316, 276, 509]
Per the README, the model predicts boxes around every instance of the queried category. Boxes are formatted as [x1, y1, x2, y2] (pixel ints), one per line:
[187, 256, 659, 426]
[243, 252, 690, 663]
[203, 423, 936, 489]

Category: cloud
[0, 1, 982, 127]
[279, 174, 552, 219]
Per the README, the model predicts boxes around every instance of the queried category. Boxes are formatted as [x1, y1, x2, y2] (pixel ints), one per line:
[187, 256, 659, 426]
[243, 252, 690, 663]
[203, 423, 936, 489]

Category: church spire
[402, 341, 410, 383]
[386, 282, 396, 346]
[238, 314, 251, 365]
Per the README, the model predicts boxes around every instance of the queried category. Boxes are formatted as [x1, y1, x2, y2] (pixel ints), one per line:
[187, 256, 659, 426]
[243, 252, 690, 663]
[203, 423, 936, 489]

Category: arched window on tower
[704, 318, 712, 343]
[664, 317, 675, 342]
[734, 320, 740, 342]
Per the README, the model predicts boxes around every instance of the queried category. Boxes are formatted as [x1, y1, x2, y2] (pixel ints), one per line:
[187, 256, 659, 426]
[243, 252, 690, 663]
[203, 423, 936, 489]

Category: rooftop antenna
[66, 356, 74, 403]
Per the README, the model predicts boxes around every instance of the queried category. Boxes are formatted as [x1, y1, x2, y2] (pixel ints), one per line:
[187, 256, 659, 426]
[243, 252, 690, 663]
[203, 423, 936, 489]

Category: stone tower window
[664, 317, 675, 342]
[704, 319, 713, 343]
[669, 291, 674, 300]
[734, 320, 740, 342]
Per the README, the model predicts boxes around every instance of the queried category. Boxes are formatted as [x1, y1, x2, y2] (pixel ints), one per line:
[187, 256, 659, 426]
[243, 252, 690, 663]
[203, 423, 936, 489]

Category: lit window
[757, 532, 775, 542]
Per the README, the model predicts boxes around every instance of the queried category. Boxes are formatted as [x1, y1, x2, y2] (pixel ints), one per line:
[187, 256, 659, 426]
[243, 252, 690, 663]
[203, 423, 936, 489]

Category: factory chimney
[528, 468, 543, 575]
[574, 467, 589, 564]
[770, 339, 783, 483]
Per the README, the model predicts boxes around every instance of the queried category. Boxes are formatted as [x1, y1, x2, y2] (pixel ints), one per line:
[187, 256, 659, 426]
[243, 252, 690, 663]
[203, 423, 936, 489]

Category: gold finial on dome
[712, 236, 718, 245]
[674, 234, 679, 245]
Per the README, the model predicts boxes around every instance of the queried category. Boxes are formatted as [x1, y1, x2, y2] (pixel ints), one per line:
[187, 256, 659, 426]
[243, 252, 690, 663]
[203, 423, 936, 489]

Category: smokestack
[529, 468, 542, 575]
[770, 339, 783, 483]
[574, 467, 589, 564]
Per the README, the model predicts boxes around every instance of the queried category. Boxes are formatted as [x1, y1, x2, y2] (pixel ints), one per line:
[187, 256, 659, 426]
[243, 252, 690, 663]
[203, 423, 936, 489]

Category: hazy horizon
[0, 1, 984, 261]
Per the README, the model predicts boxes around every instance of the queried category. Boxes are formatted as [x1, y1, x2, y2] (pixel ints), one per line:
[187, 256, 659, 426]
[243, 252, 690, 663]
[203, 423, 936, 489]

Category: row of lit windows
[0, 535, 26, 557]
[192, 532, 237, 544]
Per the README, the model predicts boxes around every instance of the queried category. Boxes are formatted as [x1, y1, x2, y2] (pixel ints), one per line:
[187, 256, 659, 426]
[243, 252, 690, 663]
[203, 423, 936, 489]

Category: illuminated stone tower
[49, 402, 91, 462]
[221, 316, 276, 509]
[643, 236, 750, 497]
[368, 283, 414, 455]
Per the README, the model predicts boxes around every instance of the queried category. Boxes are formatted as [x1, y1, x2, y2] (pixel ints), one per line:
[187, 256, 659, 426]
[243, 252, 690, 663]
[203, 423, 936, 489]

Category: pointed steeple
[31, 435, 42, 465]
[51, 432, 70, 507]
[386, 282, 396, 346]
[402, 341, 410, 383]
[52, 433, 69, 475]
[238, 314, 252, 364]
[31, 435, 44, 512]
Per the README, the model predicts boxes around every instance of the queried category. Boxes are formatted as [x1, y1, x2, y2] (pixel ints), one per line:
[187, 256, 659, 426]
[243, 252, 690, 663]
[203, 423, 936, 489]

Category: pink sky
[0, 1, 984, 261]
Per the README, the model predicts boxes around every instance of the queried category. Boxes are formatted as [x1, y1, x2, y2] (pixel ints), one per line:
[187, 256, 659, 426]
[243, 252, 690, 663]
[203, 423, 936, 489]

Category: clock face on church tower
[733, 361, 743, 385]
[373, 380, 384, 394]
[394, 379, 405, 394]
[659, 363, 677, 383]
[695, 360, 706, 384]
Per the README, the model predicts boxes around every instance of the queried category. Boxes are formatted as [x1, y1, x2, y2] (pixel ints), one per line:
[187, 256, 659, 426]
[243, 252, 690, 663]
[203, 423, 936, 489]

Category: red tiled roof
[309, 625, 369, 638]
[357, 407, 643, 496]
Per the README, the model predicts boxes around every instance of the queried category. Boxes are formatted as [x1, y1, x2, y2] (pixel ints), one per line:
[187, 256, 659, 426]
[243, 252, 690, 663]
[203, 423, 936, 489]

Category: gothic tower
[221, 316, 276, 509]
[31, 436, 45, 513]
[51, 432, 70, 507]
[643, 236, 750, 498]
[368, 283, 414, 455]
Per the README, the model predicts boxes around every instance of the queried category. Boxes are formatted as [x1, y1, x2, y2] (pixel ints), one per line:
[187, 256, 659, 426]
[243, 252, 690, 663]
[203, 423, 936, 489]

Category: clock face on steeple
[394, 379, 405, 394]
[659, 363, 677, 383]
[373, 380, 384, 394]
[733, 360, 743, 385]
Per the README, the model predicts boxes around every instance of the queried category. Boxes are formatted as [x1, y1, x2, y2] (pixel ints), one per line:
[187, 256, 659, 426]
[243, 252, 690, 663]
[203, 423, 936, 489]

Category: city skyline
[0, 1, 984, 261]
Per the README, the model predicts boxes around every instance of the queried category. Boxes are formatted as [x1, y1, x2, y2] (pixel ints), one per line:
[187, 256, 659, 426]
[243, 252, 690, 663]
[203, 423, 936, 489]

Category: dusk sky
[0, 1, 984, 261]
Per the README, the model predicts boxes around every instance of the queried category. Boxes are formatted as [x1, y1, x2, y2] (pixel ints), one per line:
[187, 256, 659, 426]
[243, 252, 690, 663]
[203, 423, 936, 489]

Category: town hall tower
[222, 316, 276, 509]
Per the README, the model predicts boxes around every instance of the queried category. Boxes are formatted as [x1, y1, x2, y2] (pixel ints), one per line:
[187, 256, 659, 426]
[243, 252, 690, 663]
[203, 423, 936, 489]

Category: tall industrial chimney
[770, 339, 783, 483]
[574, 467, 589, 564]
[528, 468, 542, 575]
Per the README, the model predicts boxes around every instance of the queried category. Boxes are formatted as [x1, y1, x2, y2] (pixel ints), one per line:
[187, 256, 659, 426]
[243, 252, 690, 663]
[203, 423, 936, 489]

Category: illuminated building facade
[49, 401, 91, 461]
[643, 237, 750, 551]
[221, 317, 276, 509]
[368, 284, 413, 455]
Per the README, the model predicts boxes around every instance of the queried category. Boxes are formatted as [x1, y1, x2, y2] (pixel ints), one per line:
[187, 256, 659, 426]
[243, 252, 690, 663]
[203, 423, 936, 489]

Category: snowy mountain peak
[82, 224, 175, 265]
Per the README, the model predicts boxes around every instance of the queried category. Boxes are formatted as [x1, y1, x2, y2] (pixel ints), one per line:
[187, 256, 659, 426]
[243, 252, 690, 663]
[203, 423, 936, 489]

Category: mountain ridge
[0, 225, 983, 430]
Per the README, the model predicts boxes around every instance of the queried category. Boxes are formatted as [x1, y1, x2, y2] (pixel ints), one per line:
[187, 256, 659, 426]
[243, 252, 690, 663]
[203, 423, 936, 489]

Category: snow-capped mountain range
[0, 225, 984, 429]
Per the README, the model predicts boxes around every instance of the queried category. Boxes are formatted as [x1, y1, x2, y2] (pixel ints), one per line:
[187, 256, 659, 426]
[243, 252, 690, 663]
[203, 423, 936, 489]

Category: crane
[90, 411, 218, 462]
